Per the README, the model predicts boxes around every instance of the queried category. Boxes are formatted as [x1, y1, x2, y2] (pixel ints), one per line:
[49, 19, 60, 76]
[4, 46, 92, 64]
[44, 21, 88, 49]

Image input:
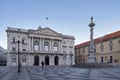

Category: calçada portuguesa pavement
[0, 65, 120, 80]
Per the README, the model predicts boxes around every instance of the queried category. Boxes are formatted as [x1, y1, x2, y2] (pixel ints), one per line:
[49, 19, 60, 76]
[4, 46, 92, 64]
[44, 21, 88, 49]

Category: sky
[0, 0, 120, 49]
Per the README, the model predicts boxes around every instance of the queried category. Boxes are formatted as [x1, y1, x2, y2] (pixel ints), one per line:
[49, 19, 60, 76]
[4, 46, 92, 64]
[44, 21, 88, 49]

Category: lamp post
[17, 40, 21, 73]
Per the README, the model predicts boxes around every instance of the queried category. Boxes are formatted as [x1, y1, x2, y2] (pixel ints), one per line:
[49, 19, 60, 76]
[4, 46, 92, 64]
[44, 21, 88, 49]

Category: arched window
[54, 42, 58, 51]
[12, 55, 16, 63]
[22, 55, 26, 63]
[34, 41, 39, 51]
[44, 41, 49, 51]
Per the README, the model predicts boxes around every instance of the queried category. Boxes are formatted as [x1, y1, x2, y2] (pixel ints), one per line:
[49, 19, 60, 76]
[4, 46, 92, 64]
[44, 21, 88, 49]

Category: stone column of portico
[40, 38, 42, 51]
[27, 37, 31, 66]
[88, 16, 96, 63]
[42, 38, 44, 52]
[51, 39, 54, 52]
[50, 39, 52, 52]
[58, 40, 61, 52]
[28, 37, 31, 52]
[38, 38, 40, 51]
[59, 40, 62, 53]
[31, 37, 33, 52]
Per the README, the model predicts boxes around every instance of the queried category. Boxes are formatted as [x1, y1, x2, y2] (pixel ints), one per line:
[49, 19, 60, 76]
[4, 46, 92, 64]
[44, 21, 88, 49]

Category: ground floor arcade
[7, 53, 75, 66]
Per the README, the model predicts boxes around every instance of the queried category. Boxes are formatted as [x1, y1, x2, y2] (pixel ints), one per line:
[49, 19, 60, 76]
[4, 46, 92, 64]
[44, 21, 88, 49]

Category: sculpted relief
[33, 28, 62, 37]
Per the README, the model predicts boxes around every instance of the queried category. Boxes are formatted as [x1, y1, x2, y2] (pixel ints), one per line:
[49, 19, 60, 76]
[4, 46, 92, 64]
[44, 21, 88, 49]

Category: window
[22, 39, 25, 44]
[109, 40, 113, 51]
[12, 36, 16, 43]
[119, 40, 120, 47]
[83, 47, 85, 54]
[22, 55, 26, 63]
[12, 55, 16, 63]
[12, 45, 16, 51]
[94, 44, 96, 53]
[23, 49, 26, 51]
[13, 39, 15, 43]
[78, 48, 80, 53]
[63, 46, 66, 51]
[63, 41, 66, 44]
[101, 42, 104, 52]
[63, 51, 66, 53]
[54, 43, 58, 51]
[34, 41, 39, 51]
[44, 41, 49, 51]
[22, 37, 26, 44]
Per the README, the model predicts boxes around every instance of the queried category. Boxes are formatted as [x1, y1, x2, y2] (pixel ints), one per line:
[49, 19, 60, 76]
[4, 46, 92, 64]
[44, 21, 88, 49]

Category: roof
[6, 27, 75, 39]
[75, 30, 120, 48]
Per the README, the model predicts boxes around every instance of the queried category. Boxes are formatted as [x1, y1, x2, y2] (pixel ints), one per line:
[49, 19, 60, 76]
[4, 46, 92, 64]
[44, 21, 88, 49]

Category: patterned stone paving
[0, 65, 120, 80]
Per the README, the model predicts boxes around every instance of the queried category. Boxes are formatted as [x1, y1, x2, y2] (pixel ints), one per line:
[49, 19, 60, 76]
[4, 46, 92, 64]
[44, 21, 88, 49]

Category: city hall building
[75, 30, 120, 64]
[6, 27, 75, 66]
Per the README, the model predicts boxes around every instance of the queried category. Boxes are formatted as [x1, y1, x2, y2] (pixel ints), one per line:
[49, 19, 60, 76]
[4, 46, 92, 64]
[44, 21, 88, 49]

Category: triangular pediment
[32, 27, 62, 37]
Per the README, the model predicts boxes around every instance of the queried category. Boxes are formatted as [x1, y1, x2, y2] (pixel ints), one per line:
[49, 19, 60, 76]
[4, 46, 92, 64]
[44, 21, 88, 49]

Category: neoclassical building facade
[6, 27, 75, 66]
[75, 30, 120, 64]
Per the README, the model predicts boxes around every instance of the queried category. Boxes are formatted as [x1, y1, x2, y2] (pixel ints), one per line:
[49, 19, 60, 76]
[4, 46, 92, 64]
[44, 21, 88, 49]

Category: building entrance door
[101, 56, 103, 62]
[34, 55, 39, 66]
[110, 56, 112, 63]
[45, 55, 49, 65]
[54, 56, 59, 65]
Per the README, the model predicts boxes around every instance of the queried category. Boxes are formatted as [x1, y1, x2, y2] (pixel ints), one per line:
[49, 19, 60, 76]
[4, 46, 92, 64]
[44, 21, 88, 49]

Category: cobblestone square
[0, 66, 120, 80]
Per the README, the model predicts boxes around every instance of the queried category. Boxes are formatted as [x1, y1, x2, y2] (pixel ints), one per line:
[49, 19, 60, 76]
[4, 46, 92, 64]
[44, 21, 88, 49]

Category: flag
[46, 17, 48, 20]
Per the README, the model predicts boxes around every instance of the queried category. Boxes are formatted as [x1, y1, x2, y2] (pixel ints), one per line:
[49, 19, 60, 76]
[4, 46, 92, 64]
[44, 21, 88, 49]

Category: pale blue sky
[0, 0, 120, 49]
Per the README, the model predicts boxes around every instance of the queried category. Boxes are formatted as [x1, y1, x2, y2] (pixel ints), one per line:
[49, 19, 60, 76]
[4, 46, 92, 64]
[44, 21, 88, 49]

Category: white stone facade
[6, 27, 75, 66]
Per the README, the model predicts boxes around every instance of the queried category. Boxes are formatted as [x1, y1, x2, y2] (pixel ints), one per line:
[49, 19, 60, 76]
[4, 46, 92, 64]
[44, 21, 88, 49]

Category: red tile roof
[75, 30, 120, 48]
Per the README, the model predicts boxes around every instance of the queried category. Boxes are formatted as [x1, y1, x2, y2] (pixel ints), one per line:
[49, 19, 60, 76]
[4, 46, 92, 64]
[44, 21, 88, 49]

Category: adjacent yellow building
[75, 30, 120, 64]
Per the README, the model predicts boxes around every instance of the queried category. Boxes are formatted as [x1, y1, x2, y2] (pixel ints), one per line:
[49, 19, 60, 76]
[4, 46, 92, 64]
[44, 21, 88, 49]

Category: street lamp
[17, 40, 21, 73]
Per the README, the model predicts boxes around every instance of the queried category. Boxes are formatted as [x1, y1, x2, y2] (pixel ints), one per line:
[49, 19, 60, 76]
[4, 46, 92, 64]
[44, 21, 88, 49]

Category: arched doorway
[34, 55, 39, 66]
[54, 56, 59, 65]
[45, 55, 49, 65]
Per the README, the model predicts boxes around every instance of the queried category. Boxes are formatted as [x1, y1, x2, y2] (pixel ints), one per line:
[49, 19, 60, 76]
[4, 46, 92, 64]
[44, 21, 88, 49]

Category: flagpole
[45, 16, 49, 27]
